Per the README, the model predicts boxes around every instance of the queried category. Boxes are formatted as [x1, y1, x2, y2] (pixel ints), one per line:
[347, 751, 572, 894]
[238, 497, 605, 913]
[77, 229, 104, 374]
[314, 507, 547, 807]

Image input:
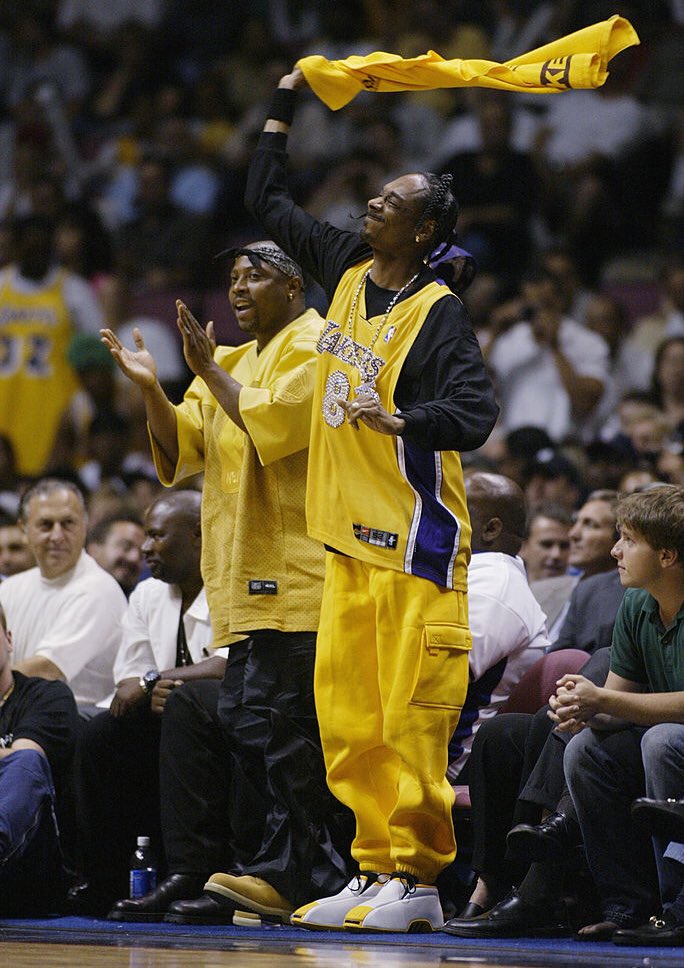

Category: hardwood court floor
[0, 940, 536, 968]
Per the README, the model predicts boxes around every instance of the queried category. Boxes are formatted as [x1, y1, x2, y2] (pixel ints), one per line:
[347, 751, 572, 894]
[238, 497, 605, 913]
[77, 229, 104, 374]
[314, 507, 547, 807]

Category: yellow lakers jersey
[306, 260, 471, 591]
[0, 267, 79, 476]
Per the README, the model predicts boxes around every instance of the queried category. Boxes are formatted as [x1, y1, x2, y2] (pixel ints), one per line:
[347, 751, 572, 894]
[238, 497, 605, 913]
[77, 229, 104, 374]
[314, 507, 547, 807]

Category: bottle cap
[137, 836, 150, 847]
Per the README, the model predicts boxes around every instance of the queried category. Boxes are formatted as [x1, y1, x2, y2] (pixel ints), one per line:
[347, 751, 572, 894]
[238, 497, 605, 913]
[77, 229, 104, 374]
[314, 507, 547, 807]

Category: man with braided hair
[201, 67, 498, 933]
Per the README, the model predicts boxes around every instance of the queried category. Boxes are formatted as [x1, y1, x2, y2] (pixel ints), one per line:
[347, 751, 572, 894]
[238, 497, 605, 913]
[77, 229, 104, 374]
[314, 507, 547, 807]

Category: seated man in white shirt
[448, 472, 550, 784]
[486, 268, 609, 443]
[0, 478, 127, 714]
[74, 489, 227, 914]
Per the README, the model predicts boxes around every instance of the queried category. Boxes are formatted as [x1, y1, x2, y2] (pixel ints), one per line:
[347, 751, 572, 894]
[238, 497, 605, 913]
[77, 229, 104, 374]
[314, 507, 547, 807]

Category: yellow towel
[297, 15, 639, 110]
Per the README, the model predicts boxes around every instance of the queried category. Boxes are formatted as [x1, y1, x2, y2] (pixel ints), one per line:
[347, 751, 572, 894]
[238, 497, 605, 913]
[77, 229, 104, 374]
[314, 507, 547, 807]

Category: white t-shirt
[448, 552, 549, 781]
[110, 578, 222, 700]
[0, 551, 127, 706]
[488, 317, 609, 442]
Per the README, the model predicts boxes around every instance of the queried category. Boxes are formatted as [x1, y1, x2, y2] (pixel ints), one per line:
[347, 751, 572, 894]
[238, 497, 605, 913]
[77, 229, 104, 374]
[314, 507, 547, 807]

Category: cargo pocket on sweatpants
[409, 623, 472, 710]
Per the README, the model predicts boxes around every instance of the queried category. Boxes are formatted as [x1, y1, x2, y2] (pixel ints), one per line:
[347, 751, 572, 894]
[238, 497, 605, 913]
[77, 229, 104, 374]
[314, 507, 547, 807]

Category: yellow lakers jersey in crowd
[0, 267, 78, 476]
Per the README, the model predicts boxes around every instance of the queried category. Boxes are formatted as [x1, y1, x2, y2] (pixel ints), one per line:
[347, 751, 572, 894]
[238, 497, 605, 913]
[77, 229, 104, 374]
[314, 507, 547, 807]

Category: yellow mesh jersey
[150, 308, 326, 644]
[0, 267, 78, 475]
[307, 261, 471, 591]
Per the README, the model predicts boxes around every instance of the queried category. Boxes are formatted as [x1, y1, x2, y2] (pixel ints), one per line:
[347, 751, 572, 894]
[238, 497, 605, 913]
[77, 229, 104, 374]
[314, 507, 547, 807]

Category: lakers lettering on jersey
[0, 268, 78, 475]
[306, 260, 471, 591]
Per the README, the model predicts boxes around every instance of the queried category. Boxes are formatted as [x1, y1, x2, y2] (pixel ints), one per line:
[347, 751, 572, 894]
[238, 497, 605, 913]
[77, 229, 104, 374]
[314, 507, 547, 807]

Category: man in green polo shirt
[550, 484, 684, 943]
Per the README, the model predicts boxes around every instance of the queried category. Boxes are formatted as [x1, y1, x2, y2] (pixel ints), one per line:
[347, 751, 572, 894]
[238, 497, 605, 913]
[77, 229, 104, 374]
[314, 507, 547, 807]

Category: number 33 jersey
[0, 266, 78, 475]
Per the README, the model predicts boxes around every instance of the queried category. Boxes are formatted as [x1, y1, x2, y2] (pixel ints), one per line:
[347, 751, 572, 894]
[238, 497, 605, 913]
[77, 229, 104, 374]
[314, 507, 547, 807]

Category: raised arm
[244, 70, 368, 296]
[175, 301, 247, 433]
[101, 327, 179, 476]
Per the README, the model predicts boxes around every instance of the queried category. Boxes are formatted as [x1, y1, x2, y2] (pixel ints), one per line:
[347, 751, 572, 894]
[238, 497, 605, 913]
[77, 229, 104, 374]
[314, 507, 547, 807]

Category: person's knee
[563, 729, 594, 782]
[0, 748, 53, 798]
[641, 722, 684, 769]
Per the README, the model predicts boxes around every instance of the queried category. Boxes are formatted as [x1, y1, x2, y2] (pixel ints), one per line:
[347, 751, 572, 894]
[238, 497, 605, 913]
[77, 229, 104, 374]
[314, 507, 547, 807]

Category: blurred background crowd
[0, 0, 683, 543]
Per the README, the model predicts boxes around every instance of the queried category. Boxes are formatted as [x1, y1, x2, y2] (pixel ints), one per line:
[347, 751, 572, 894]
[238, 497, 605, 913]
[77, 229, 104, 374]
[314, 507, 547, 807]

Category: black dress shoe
[613, 912, 684, 946]
[458, 901, 486, 920]
[65, 881, 115, 918]
[506, 812, 582, 862]
[631, 798, 684, 842]
[442, 889, 569, 938]
[165, 892, 237, 924]
[107, 874, 208, 922]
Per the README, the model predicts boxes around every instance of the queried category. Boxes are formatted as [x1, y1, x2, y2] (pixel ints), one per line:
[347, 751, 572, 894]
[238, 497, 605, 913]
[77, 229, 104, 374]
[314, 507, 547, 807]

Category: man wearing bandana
[101, 242, 350, 923]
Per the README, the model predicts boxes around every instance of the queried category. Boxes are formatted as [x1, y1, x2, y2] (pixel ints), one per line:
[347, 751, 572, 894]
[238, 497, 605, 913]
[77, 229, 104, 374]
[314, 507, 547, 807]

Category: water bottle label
[130, 867, 157, 899]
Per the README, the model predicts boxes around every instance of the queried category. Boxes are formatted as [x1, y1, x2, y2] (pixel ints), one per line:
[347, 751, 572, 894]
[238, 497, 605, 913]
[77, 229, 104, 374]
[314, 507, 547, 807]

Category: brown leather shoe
[204, 873, 295, 924]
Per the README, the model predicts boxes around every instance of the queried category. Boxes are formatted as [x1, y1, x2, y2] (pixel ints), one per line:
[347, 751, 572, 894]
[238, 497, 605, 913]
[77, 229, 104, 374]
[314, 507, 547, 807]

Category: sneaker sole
[291, 913, 346, 931]
[233, 909, 289, 927]
[204, 882, 293, 924]
[344, 918, 436, 933]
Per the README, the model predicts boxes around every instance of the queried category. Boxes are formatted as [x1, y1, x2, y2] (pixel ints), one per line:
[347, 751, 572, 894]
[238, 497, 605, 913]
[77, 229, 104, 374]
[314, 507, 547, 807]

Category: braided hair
[414, 173, 459, 252]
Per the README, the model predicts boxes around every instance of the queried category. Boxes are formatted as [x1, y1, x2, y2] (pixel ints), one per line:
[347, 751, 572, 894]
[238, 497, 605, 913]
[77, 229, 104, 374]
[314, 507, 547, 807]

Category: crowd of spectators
[0, 0, 682, 509]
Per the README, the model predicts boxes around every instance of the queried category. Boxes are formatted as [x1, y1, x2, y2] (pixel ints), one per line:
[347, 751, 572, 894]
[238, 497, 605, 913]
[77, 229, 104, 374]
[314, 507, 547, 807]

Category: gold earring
[415, 235, 421, 243]
[288, 293, 293, 301]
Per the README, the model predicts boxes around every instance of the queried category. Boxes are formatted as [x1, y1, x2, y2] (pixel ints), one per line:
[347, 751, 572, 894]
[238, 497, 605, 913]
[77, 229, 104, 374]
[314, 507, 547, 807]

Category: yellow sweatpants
[314, 552, 471, 883]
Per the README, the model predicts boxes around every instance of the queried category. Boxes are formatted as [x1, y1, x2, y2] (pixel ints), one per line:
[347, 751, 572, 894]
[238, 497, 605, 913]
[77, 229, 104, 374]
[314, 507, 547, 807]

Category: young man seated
[553, 485, 684, 941]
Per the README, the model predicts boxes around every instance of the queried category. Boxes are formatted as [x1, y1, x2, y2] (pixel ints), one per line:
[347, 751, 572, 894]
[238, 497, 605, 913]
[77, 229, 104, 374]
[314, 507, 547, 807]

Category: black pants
[216, 631, 353, 905]
[468, 647, 612, 882]
[76, 704, 163, 905]
[158, 679, 236, 875]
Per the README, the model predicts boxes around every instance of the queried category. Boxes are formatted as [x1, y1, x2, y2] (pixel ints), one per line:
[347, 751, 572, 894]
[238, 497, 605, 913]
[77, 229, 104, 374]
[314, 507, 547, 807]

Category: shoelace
[388, 871, 417, 898]
[350, 872, 387, 895]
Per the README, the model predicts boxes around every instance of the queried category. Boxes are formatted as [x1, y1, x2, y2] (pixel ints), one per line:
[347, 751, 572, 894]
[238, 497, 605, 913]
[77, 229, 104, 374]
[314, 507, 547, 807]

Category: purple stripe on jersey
[397, 436, 461, 588]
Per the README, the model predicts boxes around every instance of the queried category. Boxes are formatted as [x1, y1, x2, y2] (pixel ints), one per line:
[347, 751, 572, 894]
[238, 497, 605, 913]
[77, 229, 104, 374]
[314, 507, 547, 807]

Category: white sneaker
[343, 873, 443, 933]
[291, 873, 387, 930]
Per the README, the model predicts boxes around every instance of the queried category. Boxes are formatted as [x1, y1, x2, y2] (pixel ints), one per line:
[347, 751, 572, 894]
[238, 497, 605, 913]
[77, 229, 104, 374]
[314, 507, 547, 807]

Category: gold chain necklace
[347, 268, 420, 398]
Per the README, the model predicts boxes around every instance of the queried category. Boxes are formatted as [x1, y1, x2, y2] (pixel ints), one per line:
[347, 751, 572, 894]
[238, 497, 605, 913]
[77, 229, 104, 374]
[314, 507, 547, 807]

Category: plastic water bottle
[129, 835, 157, 899]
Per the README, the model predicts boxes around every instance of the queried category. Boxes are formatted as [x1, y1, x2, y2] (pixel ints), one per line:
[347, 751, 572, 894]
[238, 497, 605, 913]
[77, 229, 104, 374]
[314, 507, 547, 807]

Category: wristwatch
[139, 669, 161, 695]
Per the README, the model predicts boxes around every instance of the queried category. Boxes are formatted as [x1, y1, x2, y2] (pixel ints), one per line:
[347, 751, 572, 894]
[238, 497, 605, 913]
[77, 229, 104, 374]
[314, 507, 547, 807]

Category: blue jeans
[641, 724, 684, 921]
[564, 724, 684, 926]
[0, 748, 65, 915]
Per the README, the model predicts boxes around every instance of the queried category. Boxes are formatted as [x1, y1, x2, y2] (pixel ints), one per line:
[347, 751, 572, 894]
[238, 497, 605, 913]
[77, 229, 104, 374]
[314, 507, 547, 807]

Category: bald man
[448, 473, 550, 782]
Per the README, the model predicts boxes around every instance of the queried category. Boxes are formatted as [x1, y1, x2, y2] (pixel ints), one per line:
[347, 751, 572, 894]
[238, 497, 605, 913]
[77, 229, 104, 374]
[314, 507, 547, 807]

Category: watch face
[142, 671, 160, 692]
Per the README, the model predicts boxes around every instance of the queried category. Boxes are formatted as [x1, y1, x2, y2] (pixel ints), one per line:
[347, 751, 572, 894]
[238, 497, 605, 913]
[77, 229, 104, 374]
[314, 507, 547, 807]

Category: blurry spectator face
[137, 161, 170, 212]
[16, 222, 53, 281]
[568, 499, 617, 575]
[88, 521, 145, 596]
[585, 295, 624, 355]
[618, 399, 661, 437]
[657, 436, 684, 486]
[0, 524, 34, 577]
[525, 473, 580, 513]
[520, 515, 571, 581]
[630, 416, 669, 457]
[619, 469, 661, 494]
[23, 488, 87, 579]
[656, 340, 684, 396]
[666, 268, 684, 311]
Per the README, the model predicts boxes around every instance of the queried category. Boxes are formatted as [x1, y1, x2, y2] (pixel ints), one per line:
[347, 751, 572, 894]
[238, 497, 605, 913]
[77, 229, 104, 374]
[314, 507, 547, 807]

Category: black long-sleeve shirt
[245, 129, 499, 453]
